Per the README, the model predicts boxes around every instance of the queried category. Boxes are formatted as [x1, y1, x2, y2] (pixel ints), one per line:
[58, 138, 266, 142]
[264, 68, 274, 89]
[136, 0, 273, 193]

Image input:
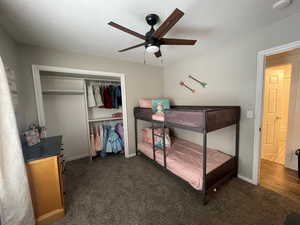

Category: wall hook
[180, 81, 195, 93]
[188, 75, 207, 88]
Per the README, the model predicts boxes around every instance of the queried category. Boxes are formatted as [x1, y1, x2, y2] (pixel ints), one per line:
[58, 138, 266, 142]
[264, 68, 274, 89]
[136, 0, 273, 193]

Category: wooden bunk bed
[134, 106, 241, 205]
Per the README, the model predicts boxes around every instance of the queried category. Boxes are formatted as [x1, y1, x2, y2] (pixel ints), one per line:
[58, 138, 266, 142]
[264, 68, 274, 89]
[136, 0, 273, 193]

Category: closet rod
[89, 117, 123, 123]
[85, 78, 120, 83]
[40, 76, 120, 83]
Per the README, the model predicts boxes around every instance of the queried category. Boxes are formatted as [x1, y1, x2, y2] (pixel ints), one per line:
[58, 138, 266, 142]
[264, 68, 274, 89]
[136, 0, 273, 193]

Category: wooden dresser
[23, 136, 65, 225]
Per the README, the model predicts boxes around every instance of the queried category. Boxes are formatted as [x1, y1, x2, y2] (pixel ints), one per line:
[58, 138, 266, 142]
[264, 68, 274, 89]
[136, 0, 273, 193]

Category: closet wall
[17, 45, 164, 156]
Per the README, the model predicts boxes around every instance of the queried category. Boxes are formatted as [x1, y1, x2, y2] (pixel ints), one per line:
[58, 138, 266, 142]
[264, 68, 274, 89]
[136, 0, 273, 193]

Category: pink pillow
[139, 99, 152, 108]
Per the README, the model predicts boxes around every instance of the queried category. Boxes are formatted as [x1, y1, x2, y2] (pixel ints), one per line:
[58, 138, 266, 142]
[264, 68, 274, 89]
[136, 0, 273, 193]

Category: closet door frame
[32, 65, 130, 158]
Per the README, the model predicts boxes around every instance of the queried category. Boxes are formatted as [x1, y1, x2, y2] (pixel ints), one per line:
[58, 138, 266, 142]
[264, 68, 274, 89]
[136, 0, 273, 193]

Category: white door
[261, 65, 291, 165]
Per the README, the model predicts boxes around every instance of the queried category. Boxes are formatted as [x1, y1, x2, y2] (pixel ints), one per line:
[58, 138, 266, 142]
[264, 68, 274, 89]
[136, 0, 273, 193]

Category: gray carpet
[53, 155, 300, 225]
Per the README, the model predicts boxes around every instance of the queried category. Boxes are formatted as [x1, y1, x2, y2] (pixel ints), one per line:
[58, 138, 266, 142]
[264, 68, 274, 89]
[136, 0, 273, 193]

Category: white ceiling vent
[273, 0, 292, 9]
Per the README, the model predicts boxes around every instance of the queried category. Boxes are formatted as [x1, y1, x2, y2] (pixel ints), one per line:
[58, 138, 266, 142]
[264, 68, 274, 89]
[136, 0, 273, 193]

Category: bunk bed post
[234, 121, 240, 177]
[202, 112, 208, 205]
[151, 120, 156, 161]
[135, 118, 138, 156]
[162, 121, 167, 168]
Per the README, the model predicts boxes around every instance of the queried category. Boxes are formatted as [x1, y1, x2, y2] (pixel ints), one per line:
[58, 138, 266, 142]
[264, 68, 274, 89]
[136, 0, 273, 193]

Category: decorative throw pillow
[152, 98, 170, 113]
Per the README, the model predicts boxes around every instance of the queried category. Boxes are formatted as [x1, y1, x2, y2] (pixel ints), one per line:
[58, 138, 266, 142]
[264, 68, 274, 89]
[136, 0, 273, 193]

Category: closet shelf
[42, 90, 85, 95]
[88, 117, 123, 123]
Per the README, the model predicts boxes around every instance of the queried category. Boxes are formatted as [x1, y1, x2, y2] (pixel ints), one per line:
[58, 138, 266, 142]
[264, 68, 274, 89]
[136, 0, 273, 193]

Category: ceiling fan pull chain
[144, 49, 146, 64]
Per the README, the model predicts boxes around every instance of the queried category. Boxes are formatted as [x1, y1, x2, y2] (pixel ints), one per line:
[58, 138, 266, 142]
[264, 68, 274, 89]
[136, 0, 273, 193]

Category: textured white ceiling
[0, 0, 300, 66]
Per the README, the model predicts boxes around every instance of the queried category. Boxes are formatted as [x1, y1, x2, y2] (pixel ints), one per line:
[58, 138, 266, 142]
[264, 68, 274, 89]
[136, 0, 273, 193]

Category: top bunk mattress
[134, 106, 240, 132]
[138, 138, 233, 190]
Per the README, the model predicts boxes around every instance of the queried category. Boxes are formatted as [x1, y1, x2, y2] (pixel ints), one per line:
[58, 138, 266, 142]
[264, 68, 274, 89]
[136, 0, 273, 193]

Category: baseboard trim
[66, 154, 89, 162]
[238, 174, 256, 185]
[126, 153, 136, 158]
[36, 208, 64, 225]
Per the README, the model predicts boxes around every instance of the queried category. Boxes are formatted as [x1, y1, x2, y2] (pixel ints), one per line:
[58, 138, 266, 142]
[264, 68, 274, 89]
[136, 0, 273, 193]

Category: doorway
[253, 41, 300, 186]
[257, 48, 300, 203]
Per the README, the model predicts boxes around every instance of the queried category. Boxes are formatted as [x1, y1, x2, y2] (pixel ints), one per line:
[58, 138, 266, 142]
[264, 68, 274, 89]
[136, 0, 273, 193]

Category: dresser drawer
[26, 156, 64, 225]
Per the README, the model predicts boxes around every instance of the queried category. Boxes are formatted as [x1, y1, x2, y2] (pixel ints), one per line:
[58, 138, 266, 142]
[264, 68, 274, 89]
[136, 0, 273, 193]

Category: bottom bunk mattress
[138, 138, 233, 190]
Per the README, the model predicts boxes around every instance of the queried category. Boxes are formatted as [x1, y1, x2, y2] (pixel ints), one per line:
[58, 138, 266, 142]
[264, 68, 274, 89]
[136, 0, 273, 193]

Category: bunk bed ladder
[151, 120, 167, 168]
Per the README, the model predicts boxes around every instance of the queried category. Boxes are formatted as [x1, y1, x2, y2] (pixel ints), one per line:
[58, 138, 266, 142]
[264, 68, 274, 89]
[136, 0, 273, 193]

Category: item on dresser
[23, 124, 40, 146]
[23, 124, 47, 146]
[37, 126, 47, 139]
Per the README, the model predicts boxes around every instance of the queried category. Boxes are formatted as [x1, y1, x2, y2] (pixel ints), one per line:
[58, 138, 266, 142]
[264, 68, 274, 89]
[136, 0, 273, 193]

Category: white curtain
[0, 57, 35, 225]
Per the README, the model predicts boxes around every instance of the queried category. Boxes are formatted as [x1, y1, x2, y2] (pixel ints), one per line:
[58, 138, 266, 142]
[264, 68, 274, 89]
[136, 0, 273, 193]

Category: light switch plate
[247, 110, 254, 119]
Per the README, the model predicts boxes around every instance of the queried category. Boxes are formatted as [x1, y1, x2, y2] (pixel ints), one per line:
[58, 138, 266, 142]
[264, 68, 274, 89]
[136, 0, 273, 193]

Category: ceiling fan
[108, 8, 197, 58]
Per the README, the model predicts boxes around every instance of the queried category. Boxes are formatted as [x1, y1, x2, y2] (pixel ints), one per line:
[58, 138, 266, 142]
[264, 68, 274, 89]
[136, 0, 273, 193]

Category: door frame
[32, 65, 130, 158]
[253, 40, 300, 185]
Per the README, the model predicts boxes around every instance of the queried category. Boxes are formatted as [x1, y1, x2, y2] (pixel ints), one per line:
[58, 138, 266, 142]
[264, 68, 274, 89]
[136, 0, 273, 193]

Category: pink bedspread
[138, 138, 232, 190]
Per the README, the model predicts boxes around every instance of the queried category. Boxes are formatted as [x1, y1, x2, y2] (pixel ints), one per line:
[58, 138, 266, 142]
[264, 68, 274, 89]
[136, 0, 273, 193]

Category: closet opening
[32, 65, 129, 162]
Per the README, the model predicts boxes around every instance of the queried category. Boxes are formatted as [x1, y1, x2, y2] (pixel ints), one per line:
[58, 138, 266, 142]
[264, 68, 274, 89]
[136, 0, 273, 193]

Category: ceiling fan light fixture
[146, 44, 160, 53]
[273, 0, 292, 9]
[109, 8, 197, 58]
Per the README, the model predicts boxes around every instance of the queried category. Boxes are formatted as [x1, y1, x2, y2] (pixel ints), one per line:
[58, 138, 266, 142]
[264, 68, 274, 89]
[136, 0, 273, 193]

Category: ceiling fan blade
[108, 21, 146, 40]
[161, 38, 197, 45]
[153, 8, 184, 38]
[155, 50, 162, 58]
[118, 43, 145, 52]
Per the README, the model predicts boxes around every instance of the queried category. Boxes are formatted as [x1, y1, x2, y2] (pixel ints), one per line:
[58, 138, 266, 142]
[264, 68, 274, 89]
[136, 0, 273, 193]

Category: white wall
[17, 44, 164, 156]
[0, 27, 23, 127]
[163, 13, 300, 180]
